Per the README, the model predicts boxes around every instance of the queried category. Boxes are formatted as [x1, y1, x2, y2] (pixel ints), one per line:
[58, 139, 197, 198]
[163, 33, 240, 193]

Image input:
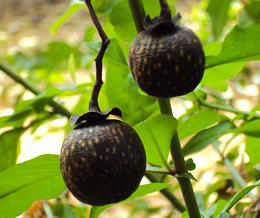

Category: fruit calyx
[143, 12, 181, 31]
[70, 107, 122, 126]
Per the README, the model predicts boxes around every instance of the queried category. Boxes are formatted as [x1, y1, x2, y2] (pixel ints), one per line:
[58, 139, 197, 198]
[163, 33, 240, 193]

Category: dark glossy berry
[60, 119, 146, 206]
[129, 20, 205, 98]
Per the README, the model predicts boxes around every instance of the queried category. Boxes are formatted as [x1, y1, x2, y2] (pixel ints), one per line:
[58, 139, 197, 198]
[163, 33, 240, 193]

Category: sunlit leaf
[0, 155, 65, 218]
[235, 119, 260, 137]
[222, 180, 260, 212]
[178, 109, 220, 140]
[0, 128, 25, 172]
[207, 0, 231, 39]
[135, 115, 177, 166]
[206, 25, 260, 68]
[246, 136, 260, 167]
[183, 121, 235, 156]
[50, 1, 85, 35]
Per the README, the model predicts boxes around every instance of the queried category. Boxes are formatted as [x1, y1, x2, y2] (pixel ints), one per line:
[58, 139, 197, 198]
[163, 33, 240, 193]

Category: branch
[195, 95, 260, 119]
[158, 100, 201, 218]
[128, 0, 146, 32]
[0, 63, 71, 118]
[84, 0, 110, 112]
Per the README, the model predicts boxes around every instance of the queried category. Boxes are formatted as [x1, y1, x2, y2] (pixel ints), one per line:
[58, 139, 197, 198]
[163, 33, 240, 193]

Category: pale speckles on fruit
[60, 120, 146, 206]
[94, 138, 100, 144]
[129, 23, 205, 98]
[80, 157, 87, 163]
[143, 57, 148, 65]
[112, 146, 116, 154]
[175, 65, 180, 72]
[115, 136, 120, 144]
[180, 48, 184, 56]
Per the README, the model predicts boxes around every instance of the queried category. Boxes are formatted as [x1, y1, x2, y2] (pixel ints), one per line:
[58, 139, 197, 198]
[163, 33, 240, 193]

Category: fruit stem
[128, 0, 146, 33]
[159, 0, 171, 18]
[158, 99, 201, 218]
[0, 62, 72, 118]
[84, 0, 110, 113]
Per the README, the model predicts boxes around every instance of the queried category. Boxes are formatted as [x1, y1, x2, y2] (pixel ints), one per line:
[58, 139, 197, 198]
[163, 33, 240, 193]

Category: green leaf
[109, 1, 136, 41]
[235, 119, 260, 137]
[175, 173, 198, 182]
[202, 62, 245, 91]
[50, 1, 85, 35]
[217, 212, 230, 218]
[104, 39, 159, 125]
[207, 0, 232, 39]
[224, 159, 247, 188]
[204, 42, 223, 56]
[185, 158, 196, 171]
[206, 25, 260, 68]
[0, 155, 65, 218]
[0, 128, 25, 172]
[178, 109, 220, 140]
[202, 200, 228, 218]
[246, 137, 260, 166]
[92, 0, 116, 14]
[90, 183, 168, 218]
[134, 115, 177, 166]
[222, 180, 260, 212]
[183, 121, 235, 156]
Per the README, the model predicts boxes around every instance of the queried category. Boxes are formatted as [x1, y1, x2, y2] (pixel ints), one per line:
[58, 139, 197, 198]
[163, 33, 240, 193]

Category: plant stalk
[0, 63, 71, 118]
[128, 0, 187, 213]
[158, 99, 201, 218]
[84, 0, 110, 113]
[127, 0, 201, 215]
[195, 95, 260, 119]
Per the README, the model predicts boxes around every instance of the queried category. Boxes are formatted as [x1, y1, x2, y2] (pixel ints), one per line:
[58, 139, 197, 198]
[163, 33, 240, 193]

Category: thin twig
[0, 62, 71, 118]
[84, 0, 110, 112]
[195, 94, 260, 119]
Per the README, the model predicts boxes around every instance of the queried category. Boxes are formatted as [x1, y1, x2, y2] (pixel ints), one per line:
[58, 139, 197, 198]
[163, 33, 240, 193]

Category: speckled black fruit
[129, 17, 205, 98]
[60, 119, 146, 206]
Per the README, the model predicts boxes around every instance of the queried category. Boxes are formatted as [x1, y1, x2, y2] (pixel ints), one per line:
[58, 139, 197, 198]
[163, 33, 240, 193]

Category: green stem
[127, 0, 201, 215]
[0, 62, 71, 118]
[158, 99, 201, 218]
[145, 173, 186, 212]
[128, 1, 187, 213]
[196, 95, 260, 119]
[128, 0, 145, 32]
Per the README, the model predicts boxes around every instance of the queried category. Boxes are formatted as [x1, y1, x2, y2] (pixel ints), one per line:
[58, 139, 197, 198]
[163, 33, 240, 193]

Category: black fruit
[129, 15, 205, 98]
[60, 119, 146, 206]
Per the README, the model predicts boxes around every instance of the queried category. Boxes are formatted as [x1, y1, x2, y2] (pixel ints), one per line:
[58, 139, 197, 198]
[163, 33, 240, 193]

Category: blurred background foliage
[0, 0, 260, 217]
